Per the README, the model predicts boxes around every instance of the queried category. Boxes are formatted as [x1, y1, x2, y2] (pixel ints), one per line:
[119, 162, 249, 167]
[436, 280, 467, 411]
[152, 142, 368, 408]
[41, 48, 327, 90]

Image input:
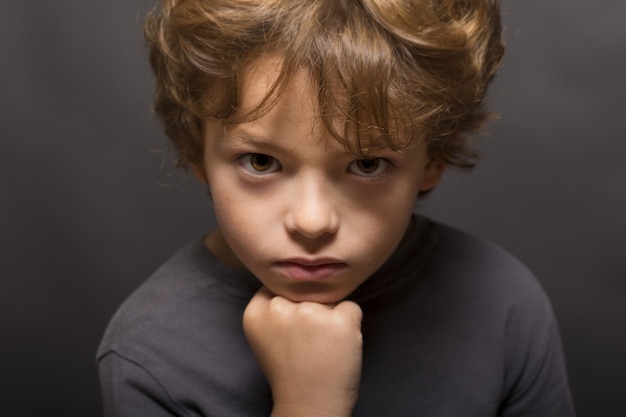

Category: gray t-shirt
[97, 216, 576, 416]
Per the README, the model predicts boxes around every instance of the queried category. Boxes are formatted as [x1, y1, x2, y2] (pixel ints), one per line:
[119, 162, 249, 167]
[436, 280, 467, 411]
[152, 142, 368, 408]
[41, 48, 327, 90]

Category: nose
[284, 176, 339, 239]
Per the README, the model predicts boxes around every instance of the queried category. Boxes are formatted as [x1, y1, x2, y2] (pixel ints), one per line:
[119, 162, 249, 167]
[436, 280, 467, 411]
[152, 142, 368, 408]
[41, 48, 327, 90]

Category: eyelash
[238, 153, 282, 176]
[347, 158, 392, 178]
[236, 153, 393, 181]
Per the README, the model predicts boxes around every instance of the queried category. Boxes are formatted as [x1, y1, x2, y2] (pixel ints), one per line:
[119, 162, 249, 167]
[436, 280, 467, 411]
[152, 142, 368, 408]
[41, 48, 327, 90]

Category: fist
[243, 287, 363, 417]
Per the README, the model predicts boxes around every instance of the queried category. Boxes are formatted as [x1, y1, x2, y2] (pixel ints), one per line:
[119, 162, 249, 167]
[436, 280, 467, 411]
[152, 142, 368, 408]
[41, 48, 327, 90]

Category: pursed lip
[274, 258, 348, 281]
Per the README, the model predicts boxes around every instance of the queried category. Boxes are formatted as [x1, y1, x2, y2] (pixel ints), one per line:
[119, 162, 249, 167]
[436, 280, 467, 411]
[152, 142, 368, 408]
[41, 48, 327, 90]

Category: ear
[419, 158, 446, 192]
[191, 162, 209, 185]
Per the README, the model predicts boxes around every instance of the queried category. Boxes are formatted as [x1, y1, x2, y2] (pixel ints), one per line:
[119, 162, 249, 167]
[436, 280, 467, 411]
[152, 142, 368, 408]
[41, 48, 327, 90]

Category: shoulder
[425, 220, 575, 414]
[425, 219, 548, 310]
[429, 220, 532, 279]
[97, 239, 258, 361]
[416, 218, 559, 352]
[96, 239, 269, 415]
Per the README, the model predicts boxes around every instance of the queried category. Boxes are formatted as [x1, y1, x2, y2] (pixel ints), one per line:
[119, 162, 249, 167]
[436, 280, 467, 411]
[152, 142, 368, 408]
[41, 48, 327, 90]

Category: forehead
[231, 56, 401, 154]
[235, 56, 317, 117]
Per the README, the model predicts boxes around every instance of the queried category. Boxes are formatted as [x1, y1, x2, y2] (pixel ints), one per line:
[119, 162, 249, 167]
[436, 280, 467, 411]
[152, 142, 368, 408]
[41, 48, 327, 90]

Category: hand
[243, 287, 363, 417]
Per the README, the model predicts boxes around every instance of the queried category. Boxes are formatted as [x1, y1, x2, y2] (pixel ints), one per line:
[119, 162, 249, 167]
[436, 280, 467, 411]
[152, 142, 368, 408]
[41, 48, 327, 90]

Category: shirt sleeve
[98, 351, 192, 417]
[498, 292, 576, 417]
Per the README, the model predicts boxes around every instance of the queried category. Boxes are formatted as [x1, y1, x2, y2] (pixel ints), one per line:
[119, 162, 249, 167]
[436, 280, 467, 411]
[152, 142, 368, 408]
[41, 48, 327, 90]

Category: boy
[98, 0, 576, 416]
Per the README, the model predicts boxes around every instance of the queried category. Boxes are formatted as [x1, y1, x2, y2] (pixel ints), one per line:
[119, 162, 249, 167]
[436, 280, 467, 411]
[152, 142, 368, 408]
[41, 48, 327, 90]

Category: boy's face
[198, 58, 444, 304]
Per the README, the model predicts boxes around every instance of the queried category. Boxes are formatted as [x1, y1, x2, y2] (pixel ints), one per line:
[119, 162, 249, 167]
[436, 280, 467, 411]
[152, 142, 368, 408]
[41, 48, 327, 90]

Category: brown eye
[356, 159, 379, 173]
[348, 158, 388, 177]
[241, 153, 281, 174]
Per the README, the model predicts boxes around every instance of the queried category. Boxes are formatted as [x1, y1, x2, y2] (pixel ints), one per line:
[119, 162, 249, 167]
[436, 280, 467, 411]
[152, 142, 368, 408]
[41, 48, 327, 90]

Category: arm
[243, 287, 363, 417]
[98, 352, 189, 417]
[499, 292, 576, 417]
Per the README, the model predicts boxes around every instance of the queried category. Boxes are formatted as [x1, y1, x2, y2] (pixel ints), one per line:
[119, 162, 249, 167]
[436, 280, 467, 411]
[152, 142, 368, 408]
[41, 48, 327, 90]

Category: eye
[240, 153, 281, 175]
[348, 158, 390, 177]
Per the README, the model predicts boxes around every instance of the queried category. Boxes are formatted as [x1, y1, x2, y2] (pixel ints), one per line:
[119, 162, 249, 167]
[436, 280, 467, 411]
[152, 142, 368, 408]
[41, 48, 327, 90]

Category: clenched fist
[243, 287, 363, 417]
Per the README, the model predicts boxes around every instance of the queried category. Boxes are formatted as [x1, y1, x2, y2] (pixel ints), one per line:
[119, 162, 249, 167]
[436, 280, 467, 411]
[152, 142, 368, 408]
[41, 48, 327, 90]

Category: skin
[243, 287, 364, 417]
[196, 59, 445, 304]
[193, 57, 446, 417]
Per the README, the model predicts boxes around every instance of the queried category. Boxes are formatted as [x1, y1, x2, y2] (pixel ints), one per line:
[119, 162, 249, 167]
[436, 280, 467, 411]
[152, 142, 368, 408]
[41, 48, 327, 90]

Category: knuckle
[267, 295, 290, 314]
[297, 301, 321, 316]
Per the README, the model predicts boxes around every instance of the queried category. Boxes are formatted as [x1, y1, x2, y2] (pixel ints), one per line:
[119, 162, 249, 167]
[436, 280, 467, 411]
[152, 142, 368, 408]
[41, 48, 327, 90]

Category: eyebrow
[221, 125, 398, 156]
[221, 127, 287, 152]
[222, 122, 348, 152]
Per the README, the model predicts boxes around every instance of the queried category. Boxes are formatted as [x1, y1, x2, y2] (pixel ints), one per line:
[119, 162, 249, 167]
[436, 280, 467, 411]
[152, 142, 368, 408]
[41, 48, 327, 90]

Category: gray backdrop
[1, 0, 624, 416]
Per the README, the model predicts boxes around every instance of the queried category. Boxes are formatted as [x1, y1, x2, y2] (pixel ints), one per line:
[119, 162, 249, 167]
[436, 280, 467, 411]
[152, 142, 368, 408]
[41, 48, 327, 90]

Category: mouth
[274, 258, 348, 281]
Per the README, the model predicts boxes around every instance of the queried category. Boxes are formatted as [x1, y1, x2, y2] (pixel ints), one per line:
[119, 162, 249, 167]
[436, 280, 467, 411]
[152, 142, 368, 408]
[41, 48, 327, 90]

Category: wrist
[272, 401, 353, 417]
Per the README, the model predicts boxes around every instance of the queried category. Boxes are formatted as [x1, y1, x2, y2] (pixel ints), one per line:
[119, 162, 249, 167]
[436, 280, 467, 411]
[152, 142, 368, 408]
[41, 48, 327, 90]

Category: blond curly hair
[144, 0, 504, 169]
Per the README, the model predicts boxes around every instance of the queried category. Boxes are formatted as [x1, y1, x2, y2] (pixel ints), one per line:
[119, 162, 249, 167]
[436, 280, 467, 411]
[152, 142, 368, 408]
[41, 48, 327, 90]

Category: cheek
[371, 189, 416, 238]
[346, 196, 415, 252]
[355, 182, 417, 224]
[210, 186, 279, 254]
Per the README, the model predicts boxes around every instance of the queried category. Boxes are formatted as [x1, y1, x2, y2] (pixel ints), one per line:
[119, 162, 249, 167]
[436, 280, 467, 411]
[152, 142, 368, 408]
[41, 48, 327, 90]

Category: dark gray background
[1, 0, 624, 416]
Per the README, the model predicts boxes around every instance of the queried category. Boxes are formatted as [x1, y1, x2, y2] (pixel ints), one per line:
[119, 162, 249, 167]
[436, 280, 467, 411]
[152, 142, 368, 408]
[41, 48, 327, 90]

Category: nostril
[288, 229, 337, 252]
[284, 206, 339, 239]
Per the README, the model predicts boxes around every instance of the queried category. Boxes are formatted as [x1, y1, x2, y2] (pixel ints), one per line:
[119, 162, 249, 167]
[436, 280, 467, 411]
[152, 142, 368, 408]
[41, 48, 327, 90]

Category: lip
[274, 258, 348, 281]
